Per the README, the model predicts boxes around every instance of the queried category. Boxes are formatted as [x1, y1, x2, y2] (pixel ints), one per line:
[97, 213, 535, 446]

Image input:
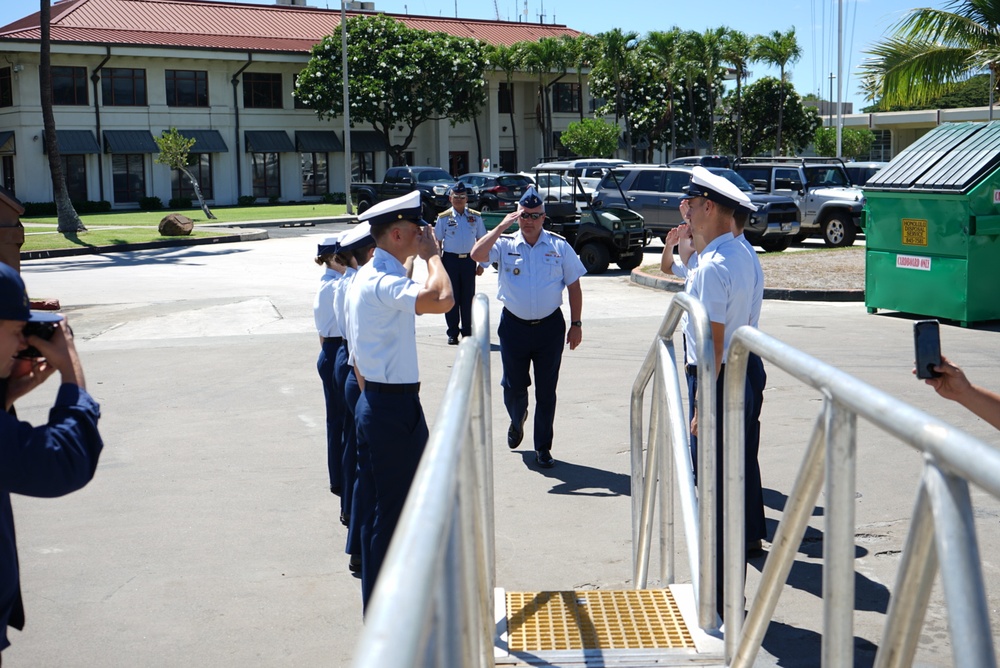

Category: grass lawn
[21, 228, 231, 253]
[23, 203, 350, 227]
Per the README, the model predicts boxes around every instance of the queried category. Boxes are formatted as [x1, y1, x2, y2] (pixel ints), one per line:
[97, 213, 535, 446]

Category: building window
[499, 150, 516, 173]
[102, 68, 147, 106]
[52, 66, 88, 105]
[301, 152, 328, 196]
[251, 152, 280, 198]
[61, 155, 87, 201]
[1, 156, 14, 195]
[172, 154, 213, 201]
[112, 154, 145, 203]
[0, 68, 11, 108]
[499, 82, 513, 114]
[867, 130, 892, 161]
[552, 82, 581, 114]
[552, 131, 572, 158]
[165, 70, 208, 107]
[352, 152, 375, 182]
[401, 151, 415, 166]
[243, 73, 283, 109]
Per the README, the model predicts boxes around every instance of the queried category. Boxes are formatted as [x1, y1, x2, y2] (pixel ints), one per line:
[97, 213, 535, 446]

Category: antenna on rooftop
[493, 0, 500, 20]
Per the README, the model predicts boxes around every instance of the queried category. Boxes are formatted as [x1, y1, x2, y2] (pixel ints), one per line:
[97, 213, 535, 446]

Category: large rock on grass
[159, 213, 194, 236]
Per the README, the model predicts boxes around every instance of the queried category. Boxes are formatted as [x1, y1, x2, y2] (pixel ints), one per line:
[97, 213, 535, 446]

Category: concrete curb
[21, 227, 269, 261]
[630, 268, 866, 302]
[201, 214, 358, 229]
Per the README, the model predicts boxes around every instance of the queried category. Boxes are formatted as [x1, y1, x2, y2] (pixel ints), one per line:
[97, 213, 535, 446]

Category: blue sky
[0, 0, 945, 109]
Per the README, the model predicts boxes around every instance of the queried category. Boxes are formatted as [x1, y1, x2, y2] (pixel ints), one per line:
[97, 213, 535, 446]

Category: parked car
[350, 166, 465, 221]
[529, 158, 631, 190]
[668, 155, 732, 169]
[521, 171, 597, 212]
[456, 172, 530, 211]
[843, 161, 888, 187]
[593, 165, 800, 252]
[734, 158, 865, 247]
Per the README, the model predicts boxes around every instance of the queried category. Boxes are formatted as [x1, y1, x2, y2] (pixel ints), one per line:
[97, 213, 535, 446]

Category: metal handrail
[350, 294, 495, 668]
[724, 326, 1000, 668]
[630, 291, 720, 629]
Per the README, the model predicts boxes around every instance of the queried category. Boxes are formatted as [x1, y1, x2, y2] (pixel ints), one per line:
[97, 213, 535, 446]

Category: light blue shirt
[345, 248, 422, 384]
[737, 234, 764, 328]
[332, 265, 356, 342]
[489, 229, 586, 320]
[683, 232, 754, 365]
[313, 267, 344, 337]
[435, 207, 487, 255]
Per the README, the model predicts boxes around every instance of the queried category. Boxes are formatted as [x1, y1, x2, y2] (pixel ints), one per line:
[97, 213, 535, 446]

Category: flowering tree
[559, 118, 620, 158]
[295, 14, 488, 167]
[715, 77, 820, 156]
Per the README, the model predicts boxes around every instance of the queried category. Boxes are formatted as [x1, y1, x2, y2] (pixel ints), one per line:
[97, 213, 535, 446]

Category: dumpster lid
[866, 122, 1000, 193]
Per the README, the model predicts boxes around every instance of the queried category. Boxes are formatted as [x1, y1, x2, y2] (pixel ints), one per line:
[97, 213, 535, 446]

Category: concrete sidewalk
[4, 233, 998, 667]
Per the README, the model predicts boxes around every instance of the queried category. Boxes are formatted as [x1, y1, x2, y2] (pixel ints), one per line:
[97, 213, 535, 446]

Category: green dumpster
[864, 121, 1000, 326]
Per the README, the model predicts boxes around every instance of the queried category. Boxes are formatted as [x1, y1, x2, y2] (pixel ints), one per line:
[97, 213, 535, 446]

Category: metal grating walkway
[506, 589, 695, 652]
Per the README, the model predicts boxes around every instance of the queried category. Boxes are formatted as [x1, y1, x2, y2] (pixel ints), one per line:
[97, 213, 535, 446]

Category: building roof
[0, 0, 581, 53]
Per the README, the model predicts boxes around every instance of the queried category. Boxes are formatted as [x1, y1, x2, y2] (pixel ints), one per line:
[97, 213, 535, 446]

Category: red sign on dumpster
[896, 254, 931, 271]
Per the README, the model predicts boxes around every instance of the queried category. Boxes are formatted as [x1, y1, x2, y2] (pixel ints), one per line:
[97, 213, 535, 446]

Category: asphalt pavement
[4, 229, 999, 667]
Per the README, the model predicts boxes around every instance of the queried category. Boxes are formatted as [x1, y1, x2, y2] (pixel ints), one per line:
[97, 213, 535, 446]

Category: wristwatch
[571, 321, 582, 327]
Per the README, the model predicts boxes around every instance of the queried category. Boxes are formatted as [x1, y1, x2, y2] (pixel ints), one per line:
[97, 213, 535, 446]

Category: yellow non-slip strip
[506, 589, 695, 652]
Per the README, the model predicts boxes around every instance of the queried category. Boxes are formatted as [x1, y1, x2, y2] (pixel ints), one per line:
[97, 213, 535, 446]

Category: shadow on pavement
[25, 246, 251, 272]
[517, 451, 630, 497]
[761, 621, 878, 667]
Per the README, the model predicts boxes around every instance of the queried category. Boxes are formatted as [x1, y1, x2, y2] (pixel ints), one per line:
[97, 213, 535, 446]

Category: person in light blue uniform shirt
[675, 167, 756, 618]
[313, 234, 348, 500]
[471, 186, 585, 469]
[435, 182, 488, 345]
[345, 191, 453, 608]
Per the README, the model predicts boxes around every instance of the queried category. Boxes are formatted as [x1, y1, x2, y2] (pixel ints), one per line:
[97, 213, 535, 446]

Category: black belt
[502, 307, 559, 326]
[322, 336, 343, 345]
[686, 363, 724, 377]
[444, 251, 471, 259]
[365, 381, 420, 394]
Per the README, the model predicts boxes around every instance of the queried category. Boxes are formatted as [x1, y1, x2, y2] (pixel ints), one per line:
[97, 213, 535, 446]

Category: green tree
[39, 0, 84, 233]
[755, 27, 802, 155]
[294, 14, 488, 166]
[862, 0, 1000, 109]
[715, 77, 820, 156]
[644, 28, 683, 159]
[813, 127, 876, 159]
[721, 29, 760, 160]
[155, 128, 216, 219]
[590, 28, 640, 157]
[485, 43, 523, 169]
[520, 37, 571, 159]
[559, 118, 620, 158]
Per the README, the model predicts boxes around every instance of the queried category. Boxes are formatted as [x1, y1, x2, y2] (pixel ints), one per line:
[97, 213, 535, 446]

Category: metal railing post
[724, 336, 750, 659]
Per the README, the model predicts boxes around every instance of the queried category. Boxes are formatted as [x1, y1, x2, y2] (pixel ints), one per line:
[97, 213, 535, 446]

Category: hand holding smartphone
[914, 319, 942, 379]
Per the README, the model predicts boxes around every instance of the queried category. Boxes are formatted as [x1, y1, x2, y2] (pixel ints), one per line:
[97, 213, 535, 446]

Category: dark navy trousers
[333, 344, 355, 521]
[442, 252, 477, 338]
[344, 370, 373, 562]
[498, 308, 565, 451]
[317, 338, 345, 494]
[354, 386, 428, 608]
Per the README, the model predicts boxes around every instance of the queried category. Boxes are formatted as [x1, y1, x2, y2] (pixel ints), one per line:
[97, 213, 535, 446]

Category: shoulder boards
[467, 208, 481, 216]
[547, 231, 567, 240]
[437, 207, 454, 218]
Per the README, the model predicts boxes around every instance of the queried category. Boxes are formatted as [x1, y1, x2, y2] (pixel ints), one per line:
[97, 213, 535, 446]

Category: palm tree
[592, 28, 640, 158]
[561, 34, 596, 122]
[677, 31, 708, 154]
[486, 43, 522, 170]
[755, 27, 802, 155]
[644, 28, 682, 161]
[39, 0, 84, 233]
[721, 29, 759, 160]
[520, 37, 570, 159]
[695, 27, 727, 151]
[861, 1, 1000, 109]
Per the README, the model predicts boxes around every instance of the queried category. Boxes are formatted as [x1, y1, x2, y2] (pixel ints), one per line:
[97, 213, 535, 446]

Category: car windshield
[804, 166, 850, 188]
[497, 175, 532, 188]
[535, 174, 567, 188]
[415, 169, 455, 183]
[710, 168, 753, 192]
[598, 170, 631, 189]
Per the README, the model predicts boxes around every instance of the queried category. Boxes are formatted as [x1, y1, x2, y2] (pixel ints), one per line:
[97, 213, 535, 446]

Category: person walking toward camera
[0, 262, 103, 655]
[471, 187, 585, 469]
[435, 182, 487, 345]
[346, 191, 453, 607]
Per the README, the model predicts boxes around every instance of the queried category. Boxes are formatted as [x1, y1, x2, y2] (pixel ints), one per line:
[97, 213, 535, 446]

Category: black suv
[594, 165, 800, 251]
[456, 172, 532, 211]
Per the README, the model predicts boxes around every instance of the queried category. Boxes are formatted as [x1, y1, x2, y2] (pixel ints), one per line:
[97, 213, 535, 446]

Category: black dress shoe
[447, 336, 459, 345]
[535, 449, 555, 468]
[507, 411, 527, 449]
[348, 553, 362, 573]
[340, 512, 349, 527]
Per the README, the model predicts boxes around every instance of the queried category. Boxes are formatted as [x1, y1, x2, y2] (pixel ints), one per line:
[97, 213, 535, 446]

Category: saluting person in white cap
[471, 186, 585, 469]
[344, 191, 453, 607]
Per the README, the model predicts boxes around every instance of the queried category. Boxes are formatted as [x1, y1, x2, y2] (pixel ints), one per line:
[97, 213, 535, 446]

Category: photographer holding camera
[0, 262, 103, 657]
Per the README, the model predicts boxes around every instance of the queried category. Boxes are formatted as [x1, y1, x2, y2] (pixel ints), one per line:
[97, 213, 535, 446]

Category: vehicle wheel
[578, 241, 610, 274]
[356, 199, 372, 215]
[616, 248, 644, 271]
[822, 212, 858, 247]
[480, 201, 495, 212]
[758, 237, 791, 253]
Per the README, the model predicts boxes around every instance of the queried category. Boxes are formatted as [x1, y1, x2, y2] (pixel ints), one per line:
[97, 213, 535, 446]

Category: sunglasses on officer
[519, 211, 544, 220]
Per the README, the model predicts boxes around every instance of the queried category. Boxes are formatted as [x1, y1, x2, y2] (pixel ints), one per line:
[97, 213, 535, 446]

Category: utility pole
[828, 73, 835, 127]
[836, 0, 843, 158]
[341, 0, 353, 214]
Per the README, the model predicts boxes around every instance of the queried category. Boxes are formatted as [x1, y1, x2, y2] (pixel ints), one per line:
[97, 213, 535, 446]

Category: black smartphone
[17, 321, 57, 360]
[914, 319, 942, 379]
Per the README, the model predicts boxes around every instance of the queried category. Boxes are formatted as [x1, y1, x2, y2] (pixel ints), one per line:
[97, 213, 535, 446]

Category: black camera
[18, 321, 57, 359]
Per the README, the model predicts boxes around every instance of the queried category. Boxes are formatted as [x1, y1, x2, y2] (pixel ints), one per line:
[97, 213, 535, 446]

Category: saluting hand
[415, 227, 441, 261]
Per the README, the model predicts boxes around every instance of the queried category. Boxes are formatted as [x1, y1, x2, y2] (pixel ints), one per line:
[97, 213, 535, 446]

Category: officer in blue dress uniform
[471, 186, 585, 469]
[345, 191, 454, 607]
[313, 234, 347, 499]
[677, 166, 757, 618]
[435, 182, 488, 345]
